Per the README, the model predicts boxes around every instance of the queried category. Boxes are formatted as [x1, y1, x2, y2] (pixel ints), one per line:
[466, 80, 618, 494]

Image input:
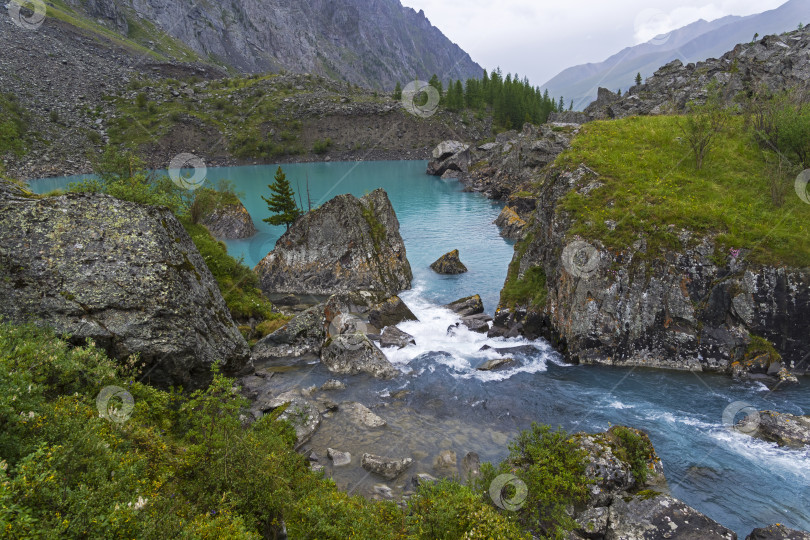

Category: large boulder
[252, 304, 325, 362]
[199, 199, 257, 239]
[747, 524, 810, 540]
[0, 181, 250, 389]
[361, 453, 413, 480]
[742, 411, 810, 448]
[367, 295, 418, 328]
[255, 189, 412, 296]
[379, 326, 416, 349]
[444, 294, 484, 317]
[320, 334, 399, 379]
[493, 206, 527, 240]
[430, 249, 468, 274]
[427, 141, 471, 176]
[606, 494, 737, 540]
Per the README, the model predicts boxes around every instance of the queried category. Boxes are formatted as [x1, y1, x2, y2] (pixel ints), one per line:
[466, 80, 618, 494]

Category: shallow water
[30, 161, 810, 536]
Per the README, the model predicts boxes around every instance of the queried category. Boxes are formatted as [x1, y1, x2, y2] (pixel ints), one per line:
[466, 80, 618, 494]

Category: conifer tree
[393, 82, 402, 100]
[635, 72, 643, 86]
[262, 166, 302, 231]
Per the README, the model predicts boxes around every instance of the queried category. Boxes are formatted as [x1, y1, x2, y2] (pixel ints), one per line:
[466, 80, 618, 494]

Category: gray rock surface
[256, 189, 412, 296]
[430, 249, 468, 274]
[327, 447, 352, 467]
[493, 205, 527, 240]
[361, 453, 413, 480]
[320, 334, 399, 379]
[199, 201, 257, 239]
[0, 182, 250, 389]
[494, 164, 810, 373]
[606, 494, 737, 540]
[444, 294, 485, 317]
[379, 326, 416, 349]
[260, 390, 320, 449]
[427, 141, 471, 176]
[367, 295, 418, 329]
[746, 524, 810, 540]
[252, 304, 326, 362]
[341, 402, 387, 428]
[461, 313, 492, 333]
[476, 357, 517, 371]
[746, 411, 810, 448]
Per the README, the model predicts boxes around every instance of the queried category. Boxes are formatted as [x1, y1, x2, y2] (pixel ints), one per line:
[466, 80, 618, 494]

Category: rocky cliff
[65, 0, 483, 89]
[255, 189, 412, 296]
[0, 179, 251, 389]
[584, 27, 810, 120]
[491, 164, 810, 377]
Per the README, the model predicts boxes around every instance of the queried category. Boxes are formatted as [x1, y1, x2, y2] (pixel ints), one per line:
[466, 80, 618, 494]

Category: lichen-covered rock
[255, 189, 412, 296]
[493, 205, 527, 240]
[367, 295, 418, 328]
[606, 494, 737, 540]
[320, 334, 399, 379]
[199, 201, 257, 239]
[746, 411, 810, 448]
[379, 326, 416, 349]
[252, 304, 325, 361]
[495, 165, 810, 374]
[746, 524, 810, 540]
[361, 453, 413, 480]
[430, 249, 468, 274]
[444, 294, 484, 317]
[0, 182, 250, 389]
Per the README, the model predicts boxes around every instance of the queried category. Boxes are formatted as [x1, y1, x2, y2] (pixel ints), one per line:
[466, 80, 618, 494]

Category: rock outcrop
[583, 28, 810, 121]
[492, 165, 810, 374]
[0, 181, 251, 389]
[379, 326, 416, 349]
[427, 140, 470, 176]
[444, 295, 484, 317]
[493, 206, 527, 240]
[743, 411, 810, 448]
[430, 249, 468, 274]
[367, 295, 418, 328]
[252, 304, 326, 362]
[361, 453, 413, 480]
[255, 189, 412, 296]
[320, 334, 399, 379]
[199, 200, 257, 239]
[747, 524, 810, 540]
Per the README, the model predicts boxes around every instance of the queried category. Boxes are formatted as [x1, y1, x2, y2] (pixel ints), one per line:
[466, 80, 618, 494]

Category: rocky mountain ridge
[62, 0, 483, 89]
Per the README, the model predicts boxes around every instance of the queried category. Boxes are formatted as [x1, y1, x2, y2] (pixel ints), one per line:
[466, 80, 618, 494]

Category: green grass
[0, 94, 31, 157]
[556, 115, 810, 267]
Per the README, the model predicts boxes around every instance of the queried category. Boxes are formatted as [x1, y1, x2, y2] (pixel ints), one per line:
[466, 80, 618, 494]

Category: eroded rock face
[430, 249, 468, 274]
[745, 411, 810, 448]
[494, 165, 810, 374]
[493, 205, 527, 240]
[0, 183, 250, 389]
[255, 189, 412, 296]
[199, 201, 257, 239]
[320, 334, 399, 379]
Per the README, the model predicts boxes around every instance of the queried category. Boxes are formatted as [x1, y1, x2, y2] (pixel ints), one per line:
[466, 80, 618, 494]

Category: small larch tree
[635, 72, 642, 86]
[262, 166, 302, 231]
[393, 82, 402, 100]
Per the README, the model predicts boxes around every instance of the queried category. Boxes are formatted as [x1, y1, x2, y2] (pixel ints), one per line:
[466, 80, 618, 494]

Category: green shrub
[478, 424, 590, 538]
[135, 92, 148, 108]
[606, 426, 655, 485]
[407, 479, 528, 540]
[312, 138, 333, 154]
[0, 93, 29, 156]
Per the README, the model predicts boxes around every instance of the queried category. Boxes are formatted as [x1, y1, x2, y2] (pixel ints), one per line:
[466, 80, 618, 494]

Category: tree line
[394, 69, 568, 129]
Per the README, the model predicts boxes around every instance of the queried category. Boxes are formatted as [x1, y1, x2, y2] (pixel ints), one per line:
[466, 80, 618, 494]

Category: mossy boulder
[430, 249, 468, 274]
[255, 189, 412, 296]
[0, 180, 251, 389]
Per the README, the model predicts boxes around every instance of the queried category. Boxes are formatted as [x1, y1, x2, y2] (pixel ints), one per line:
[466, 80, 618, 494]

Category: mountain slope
[63, 0, 483, 89]
[543, 0, 809, 109]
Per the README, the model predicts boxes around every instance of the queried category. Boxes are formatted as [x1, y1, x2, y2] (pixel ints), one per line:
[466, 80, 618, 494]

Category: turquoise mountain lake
[29, 161, 810, 536]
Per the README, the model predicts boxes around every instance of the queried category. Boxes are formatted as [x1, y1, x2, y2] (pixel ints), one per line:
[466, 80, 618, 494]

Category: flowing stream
[30, 160, 810, 536]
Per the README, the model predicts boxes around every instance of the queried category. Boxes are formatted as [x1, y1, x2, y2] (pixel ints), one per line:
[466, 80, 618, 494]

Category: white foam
[380, 286, 553, 382]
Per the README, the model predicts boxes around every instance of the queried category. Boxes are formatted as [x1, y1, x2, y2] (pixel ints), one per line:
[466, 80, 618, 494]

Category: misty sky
[399, 0, 788, 86]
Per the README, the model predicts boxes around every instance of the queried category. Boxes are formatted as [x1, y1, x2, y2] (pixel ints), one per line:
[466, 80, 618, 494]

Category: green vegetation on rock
[606, 426, 656, 485]
[0, 93, 31, 157]
[556, 115, 810, 267]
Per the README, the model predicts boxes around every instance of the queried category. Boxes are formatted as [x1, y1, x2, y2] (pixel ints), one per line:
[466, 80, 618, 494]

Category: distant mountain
[63, 0, 483, 90]
[543, 0, 809, 110]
